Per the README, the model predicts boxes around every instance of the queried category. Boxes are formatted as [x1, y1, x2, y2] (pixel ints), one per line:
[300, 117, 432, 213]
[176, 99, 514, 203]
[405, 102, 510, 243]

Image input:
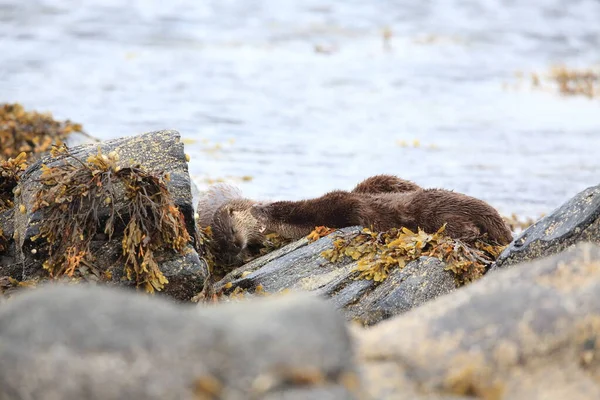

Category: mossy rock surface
[215, 227, 456, 326]
[495, 184, 600, 269]
[358, 242, 600, 400]
[0, 284, 357, 400]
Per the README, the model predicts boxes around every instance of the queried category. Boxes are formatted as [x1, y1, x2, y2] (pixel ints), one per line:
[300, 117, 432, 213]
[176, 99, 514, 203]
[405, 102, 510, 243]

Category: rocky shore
[2, 128, 600, 399]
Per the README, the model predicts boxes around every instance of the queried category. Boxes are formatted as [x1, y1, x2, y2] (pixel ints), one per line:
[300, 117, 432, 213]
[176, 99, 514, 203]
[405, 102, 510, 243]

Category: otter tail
[196, 183, 243, 227]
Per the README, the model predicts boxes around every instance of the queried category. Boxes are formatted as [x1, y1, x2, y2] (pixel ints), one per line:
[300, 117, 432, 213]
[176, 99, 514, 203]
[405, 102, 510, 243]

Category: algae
[523, 66, 600, 98]
[322, 224, 505, 285]
[0, 227, 5, 254]
[31, 144, 191, 293]
[503, 212, 541, 233]
[257, 232, 294, 256]
[0, 151, 28, 211]
[307, 226, 336, 243]
[548, 66, 599, 98]
[0, 276, 38, 298]
[0, 103, 84, 161]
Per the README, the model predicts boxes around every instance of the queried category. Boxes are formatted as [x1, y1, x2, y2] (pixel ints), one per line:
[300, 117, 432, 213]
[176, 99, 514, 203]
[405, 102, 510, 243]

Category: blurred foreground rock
[496, 184, 600, 269]
[358, 242, 600, 400]
[0, 284, 357, 400]
[216, 227, 457, 326]
[4, 243, 600, 400]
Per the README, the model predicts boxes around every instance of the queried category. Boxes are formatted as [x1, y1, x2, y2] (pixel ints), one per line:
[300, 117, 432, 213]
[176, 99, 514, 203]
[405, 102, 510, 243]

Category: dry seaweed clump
[549, 66, 599, 98]
[529, 66, 600, 98]
[0, 227, 6, 254]
[322, 225, 505, 285]
[31, 144, 191, 293]
[257, 232, 294, 256]
[307, 226, 336, 243]
[0, 103, 84, 161]
[0, 152, 28, 211]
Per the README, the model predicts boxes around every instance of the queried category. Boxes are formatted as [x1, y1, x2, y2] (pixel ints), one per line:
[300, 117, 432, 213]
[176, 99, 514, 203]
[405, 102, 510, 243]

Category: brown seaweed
[322, 225, 505, 285]
[0, 152, 28, 212]
[0, 103, 84, 161]
[31, 144, 191, 293]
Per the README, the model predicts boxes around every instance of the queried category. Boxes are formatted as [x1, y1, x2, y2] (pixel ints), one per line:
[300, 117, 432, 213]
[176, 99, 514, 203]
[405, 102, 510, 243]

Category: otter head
[210, 199, 263, 267]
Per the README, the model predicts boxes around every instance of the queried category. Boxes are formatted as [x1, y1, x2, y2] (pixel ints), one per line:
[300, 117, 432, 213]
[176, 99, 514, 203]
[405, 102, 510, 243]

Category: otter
[197, 175, 421, 267]
[250, 178, 513, 246]
[196, 183, 264, 267]
[351, 174, 421, 194]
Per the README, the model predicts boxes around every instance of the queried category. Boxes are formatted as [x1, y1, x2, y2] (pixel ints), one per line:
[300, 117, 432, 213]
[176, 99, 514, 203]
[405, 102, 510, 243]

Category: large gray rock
[9, 130, 206, 300]
[358, 242, 600, 400]
[495, 184, 600, 269]
[216, 227, 457, 326]
[0, 284, 358, 400]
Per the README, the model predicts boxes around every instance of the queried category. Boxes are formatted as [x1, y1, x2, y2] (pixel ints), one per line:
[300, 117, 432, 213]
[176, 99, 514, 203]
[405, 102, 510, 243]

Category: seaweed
[524, 66, 600, 98]
[0, 276, 38, 298]
[256, 232, 294, 256]
[0, 227, 5, 253]
[0, 152, 28, 211]
[322, 225, 505, 285]
[502, 212, 541, 233]
[548, 66, 599, 98]
[0, 103, 85, 161]
[31, 144, 191, 293]
[196, 226, 217, 272]
[307, 226, 336, 243]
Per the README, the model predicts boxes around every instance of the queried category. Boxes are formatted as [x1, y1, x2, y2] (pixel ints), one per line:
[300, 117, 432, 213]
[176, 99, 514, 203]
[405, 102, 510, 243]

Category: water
[1, 0, 599, 219]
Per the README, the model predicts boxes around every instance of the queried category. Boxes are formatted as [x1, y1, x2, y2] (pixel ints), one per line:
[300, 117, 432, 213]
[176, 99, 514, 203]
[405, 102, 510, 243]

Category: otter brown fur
[250, 178, 513, 245]
[196, 184, 264, 267]
[196, 175, 420, 266]
[351, 174, 421, 194]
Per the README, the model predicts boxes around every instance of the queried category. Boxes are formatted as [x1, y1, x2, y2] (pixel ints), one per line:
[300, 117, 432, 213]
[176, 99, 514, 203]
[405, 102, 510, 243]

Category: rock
[358, 242, 600, 400]
[216, 227, 456, 326]
[10, 129, 206, 300]
[495, 184, 600, 269]
[64, 129, 101, 148]
[90, 241, 207, 301]
[327, 257, 456, 326]
[0, 208, 20, 279]
[0, 284, 358, 400]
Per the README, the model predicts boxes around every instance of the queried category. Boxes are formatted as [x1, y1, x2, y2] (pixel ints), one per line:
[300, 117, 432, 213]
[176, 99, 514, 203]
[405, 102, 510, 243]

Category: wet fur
[196, 184, 263, 267]
[351, 174, 421, 194]
[196, 176, 419, 266]
[251, 176, 512, 245]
